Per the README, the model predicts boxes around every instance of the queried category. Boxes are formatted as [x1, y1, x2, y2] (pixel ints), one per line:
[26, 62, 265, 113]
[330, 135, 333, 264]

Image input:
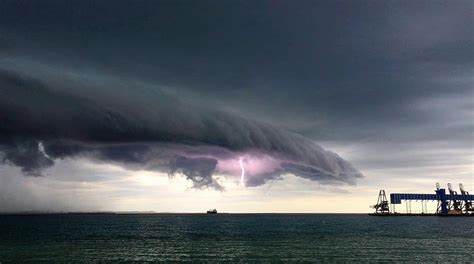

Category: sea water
[0, 214, 472, 262]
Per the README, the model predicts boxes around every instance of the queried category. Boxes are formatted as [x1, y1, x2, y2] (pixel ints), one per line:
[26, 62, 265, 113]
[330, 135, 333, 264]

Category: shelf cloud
[0, 60, 362, 189]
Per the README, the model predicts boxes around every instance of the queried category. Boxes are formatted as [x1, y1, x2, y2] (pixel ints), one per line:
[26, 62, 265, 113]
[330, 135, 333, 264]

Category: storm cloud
[0, 59, 362, 189]
[0, 0, 471, 198]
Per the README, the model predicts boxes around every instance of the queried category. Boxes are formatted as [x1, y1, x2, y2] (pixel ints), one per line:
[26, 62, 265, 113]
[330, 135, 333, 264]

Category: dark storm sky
[0, 0, 472, 196]
[2, 0, 472, 141]
[0, 0, 474, 212]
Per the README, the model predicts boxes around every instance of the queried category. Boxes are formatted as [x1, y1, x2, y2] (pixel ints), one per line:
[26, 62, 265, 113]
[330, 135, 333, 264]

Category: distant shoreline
[0, 212, 368, 216]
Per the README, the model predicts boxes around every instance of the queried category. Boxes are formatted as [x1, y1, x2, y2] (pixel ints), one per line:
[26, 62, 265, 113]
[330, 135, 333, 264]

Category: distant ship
[206, 209, 217, 214]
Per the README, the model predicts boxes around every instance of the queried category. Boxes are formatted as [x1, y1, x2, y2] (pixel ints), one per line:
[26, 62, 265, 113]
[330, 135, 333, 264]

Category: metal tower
[459, 183, 473, 215]
[447, 183, 462, 214]
[372, 190, 390, 214]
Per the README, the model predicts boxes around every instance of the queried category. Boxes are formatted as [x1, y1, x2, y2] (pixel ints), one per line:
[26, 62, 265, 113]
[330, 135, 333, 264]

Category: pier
[370, 183, 474, 216]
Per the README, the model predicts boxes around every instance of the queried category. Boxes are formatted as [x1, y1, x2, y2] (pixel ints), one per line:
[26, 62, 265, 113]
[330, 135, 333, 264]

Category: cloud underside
[0, 61, 362, 189]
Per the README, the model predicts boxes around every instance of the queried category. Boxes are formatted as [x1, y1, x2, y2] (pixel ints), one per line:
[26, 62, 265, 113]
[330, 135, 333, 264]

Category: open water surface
[0, 214, 472, 262]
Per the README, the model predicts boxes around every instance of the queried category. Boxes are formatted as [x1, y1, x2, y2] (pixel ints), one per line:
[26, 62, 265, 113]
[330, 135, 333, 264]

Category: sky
[0, 0, 472, 213]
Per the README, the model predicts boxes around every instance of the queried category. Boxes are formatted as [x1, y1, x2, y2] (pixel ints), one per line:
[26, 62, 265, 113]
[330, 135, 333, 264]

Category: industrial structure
[371, 183, 474, 216]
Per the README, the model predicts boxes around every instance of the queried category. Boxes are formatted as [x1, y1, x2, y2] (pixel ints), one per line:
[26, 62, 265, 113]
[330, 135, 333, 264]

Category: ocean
[0, 214, 472, 262]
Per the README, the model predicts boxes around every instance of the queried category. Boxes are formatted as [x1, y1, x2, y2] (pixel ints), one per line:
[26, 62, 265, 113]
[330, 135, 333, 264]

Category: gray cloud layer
[0, 60, 362, 189]
[0, 0, 471, 195]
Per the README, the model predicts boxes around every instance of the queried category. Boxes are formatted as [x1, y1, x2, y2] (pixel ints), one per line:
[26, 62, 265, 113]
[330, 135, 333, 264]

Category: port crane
[447, 183, 462, 213]
[459, 183, 473, 214]
[371, 183, 474, 216]
[370, 190, 390, 215]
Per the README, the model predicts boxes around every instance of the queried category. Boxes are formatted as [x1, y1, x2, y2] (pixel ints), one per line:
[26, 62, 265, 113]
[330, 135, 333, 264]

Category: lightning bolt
[239, 157, 246, 187]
